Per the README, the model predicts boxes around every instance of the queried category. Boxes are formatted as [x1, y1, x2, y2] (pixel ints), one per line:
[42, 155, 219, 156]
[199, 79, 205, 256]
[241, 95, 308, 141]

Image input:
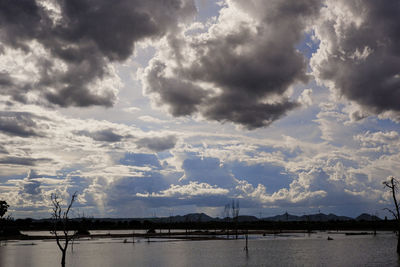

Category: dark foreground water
[1, 231, 399, 267]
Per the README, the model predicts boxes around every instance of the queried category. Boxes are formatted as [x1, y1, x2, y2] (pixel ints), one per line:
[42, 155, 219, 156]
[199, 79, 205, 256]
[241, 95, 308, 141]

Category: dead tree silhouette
[51, 192, 78, 267]
[231, 200, 240, 239]
[383, 177, 400, 254]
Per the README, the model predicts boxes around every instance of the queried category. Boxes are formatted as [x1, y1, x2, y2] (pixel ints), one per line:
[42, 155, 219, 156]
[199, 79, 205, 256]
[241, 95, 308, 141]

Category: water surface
[1, 231, 399, 266]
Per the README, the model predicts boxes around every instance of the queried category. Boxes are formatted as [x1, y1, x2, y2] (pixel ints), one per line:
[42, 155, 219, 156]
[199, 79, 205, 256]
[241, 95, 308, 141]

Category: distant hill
[30, 212, 383, 223]
[155, 213, 214, 223]
[262, 212, 353, 222]
[262, 212, 302, 222]
[301, 213, 353, 222]
[356, 213, 381, 221]
[237, 215, 259, 222]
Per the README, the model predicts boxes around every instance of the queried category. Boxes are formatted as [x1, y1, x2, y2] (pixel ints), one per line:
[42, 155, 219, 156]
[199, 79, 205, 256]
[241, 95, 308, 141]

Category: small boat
[327, 236, 334, 240]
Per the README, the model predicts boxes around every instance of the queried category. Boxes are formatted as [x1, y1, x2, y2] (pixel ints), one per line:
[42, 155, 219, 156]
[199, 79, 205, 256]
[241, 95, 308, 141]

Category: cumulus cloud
[0, 0, 196, 107]
[235, 177, 326, 205]
[19, 170, 43, 198]
[298, 89, 313, 107]
[142, 0, 321, 129]
[354, 131, 400, 156]
[355, 131, 399, 147]
[311, 0, 400, 119]
[137, 181, 229, 198]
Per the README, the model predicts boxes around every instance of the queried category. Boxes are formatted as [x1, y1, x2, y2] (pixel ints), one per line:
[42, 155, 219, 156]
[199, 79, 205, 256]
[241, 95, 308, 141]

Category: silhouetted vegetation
[383, 176, 400, 254]
[1, 208, 398, 244]
[50, 192, 77, 267]
[0, 200, 9, 219]
[2, 214, 397, 233]
[0, 201, 22, 238]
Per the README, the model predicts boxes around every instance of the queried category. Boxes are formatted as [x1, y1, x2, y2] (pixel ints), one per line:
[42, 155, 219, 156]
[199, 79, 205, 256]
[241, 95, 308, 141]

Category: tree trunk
[397, 231, 400, 254]
[61, 249, 66, 267]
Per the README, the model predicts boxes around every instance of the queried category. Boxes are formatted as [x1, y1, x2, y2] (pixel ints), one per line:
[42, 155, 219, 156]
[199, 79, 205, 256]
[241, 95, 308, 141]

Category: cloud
[0, 156, 51, 166]
[298, 89, 313, 107]
[355, 131, 400, 147]
[311, 0, 400, 119]
[135, 135, 178, 152]
[3, 1, 400, 218]
[76, 129, 125, 142]
[142, 0, 321, 129]
[137, 181, 229, 198]
[354, 131, 400, 156]
[143, 60, 210, 116]
[119, 153, 162, 169]
[0, 111, 44, 137]
[0, 0, 196, 107]
[138, 115, 166, 124]
[19, 170, 42, 198]
[123, 107, 141, 113]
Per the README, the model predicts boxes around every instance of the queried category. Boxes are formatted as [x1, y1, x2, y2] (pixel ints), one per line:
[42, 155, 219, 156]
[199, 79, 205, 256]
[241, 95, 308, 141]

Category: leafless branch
[50, 192, 78, 266]
[383, 208, 398, 220]
[383, 177, 400, 220]
[383, 176, 400, 254]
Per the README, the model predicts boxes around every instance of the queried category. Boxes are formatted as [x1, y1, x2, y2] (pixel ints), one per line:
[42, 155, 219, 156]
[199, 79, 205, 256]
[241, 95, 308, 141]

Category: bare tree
[383, 176, 400, 254]
[231, 200, 240, 239]
[50, 192, 78, 267]
[224, 203, 231, 238]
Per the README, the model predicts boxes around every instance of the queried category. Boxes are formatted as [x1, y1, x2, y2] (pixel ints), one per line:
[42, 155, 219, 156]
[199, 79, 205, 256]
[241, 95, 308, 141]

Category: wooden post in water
[244, 230, 248, 251]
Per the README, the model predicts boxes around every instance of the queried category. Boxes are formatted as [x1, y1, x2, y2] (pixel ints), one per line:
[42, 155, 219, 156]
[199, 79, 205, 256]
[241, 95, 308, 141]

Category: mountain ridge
[51, 212, 382, 223]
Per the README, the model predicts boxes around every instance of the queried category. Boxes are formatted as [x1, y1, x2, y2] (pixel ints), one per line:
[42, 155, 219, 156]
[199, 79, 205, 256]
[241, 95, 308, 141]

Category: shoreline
[1, 229, 378, 241]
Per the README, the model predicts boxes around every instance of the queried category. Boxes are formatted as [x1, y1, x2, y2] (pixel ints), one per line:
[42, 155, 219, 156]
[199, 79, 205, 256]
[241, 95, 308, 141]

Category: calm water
[1, 231, 399, 266]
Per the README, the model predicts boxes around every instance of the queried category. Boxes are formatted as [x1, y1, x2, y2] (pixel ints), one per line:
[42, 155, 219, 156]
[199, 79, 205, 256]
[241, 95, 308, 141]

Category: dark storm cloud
[136, 135, 178, 152]
[203, 95, 299, 129]
[0, 0, 196, 107]
[144, 0, 321, 129]
[0, 111, 44, 137]
[76, 129, 125, 142]
[312, 0, 400, 116]
[145, 61, 209, 116]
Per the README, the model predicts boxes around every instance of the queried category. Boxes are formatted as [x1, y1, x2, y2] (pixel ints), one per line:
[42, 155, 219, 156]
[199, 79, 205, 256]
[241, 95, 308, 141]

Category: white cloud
[137, 181, 229, 198]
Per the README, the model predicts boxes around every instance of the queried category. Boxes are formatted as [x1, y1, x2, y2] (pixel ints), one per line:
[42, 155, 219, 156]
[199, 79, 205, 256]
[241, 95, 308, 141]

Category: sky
[0, 0, 400, 219]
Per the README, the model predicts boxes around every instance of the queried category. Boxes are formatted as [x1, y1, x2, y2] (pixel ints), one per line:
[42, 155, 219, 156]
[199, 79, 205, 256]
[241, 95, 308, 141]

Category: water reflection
[0, 231, 398, 267]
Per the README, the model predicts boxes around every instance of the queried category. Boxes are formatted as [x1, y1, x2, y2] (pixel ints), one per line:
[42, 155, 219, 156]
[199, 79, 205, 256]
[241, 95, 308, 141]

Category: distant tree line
[2, 216, 399, 232]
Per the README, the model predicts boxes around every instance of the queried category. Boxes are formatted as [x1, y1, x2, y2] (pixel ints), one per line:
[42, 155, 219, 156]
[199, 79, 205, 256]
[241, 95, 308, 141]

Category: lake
[1, 231, 399, 266]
